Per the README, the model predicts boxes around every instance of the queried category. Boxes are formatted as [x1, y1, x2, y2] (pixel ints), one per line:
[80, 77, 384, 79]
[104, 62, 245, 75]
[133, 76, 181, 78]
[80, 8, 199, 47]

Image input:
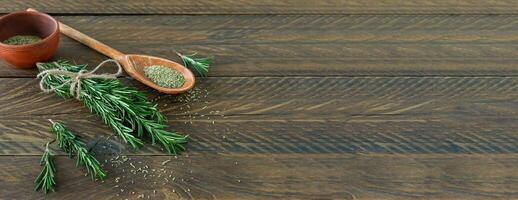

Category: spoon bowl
[28, 8, 194, 94]
[118, 54, 195, 93]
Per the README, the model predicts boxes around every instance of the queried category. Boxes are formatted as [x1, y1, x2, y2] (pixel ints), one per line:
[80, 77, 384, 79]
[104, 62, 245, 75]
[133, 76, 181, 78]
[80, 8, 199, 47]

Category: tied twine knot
[37, 59, 123, 99]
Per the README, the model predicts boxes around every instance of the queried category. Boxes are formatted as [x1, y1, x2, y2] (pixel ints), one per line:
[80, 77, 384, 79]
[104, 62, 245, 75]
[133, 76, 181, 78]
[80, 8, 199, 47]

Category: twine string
[37, 59, 123, 99]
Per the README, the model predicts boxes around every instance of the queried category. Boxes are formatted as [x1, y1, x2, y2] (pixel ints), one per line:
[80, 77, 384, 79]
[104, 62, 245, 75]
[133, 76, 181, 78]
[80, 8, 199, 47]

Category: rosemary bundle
[34, 143, 56, 194]
[177, 52, 211, 77]
[50, 120, 106, 180]
[37, 60, 187, 154]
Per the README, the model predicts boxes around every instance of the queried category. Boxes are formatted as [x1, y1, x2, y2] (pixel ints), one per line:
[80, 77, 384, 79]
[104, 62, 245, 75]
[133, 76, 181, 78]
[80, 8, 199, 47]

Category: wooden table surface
[1, 1, 518, 199]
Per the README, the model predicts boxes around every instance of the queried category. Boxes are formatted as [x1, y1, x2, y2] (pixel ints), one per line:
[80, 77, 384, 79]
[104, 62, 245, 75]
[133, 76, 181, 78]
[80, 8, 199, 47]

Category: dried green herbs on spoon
[144, 65, 185, 88]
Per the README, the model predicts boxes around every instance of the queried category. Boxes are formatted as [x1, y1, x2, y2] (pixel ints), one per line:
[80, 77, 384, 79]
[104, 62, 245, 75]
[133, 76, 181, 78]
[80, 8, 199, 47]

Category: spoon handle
[27, 8, 125, 59]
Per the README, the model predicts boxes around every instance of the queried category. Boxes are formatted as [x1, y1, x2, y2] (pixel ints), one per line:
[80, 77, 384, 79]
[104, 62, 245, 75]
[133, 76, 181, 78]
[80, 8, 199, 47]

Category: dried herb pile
[144, 65, 185, 88]
[2, 35, 42, 45]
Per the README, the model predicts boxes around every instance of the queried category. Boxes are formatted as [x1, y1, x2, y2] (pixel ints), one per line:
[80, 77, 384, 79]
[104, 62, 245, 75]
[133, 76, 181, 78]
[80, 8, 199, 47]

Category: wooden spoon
[27, 8, 194, 94]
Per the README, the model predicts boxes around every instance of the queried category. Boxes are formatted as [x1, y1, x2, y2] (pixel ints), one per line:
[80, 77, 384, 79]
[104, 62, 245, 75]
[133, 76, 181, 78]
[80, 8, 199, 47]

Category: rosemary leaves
[3, 35, 42, 45]
[50, 120, 106, 180]
[34, 143, 56, 194]
[35, 121, 106, 194]
[144, 65, 185, 88]
[177, 53, 211, 77]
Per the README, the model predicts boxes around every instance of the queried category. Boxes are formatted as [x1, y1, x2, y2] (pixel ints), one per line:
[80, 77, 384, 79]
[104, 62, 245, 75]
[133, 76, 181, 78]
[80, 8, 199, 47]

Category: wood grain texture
[2, 154, 518, 199]
[1, 77, 518, 155]
[1, 0, 518, 14]
[2, 77, 518, 119]
[1, 1, 518, 199]
[3, 118, 518, 156]
[1, 15, 518, 77]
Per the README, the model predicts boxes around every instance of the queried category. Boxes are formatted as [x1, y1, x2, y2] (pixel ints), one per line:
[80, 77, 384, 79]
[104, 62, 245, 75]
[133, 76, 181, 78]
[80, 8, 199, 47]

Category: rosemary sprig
[50, 120, 106, 180]
[34, 143, 56, 194]
[37, 61, 188, 154]
[177, 52, 211, 77]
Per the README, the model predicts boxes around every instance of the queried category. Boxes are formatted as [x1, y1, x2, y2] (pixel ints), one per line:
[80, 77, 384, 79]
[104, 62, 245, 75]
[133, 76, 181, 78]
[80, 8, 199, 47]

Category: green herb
[3, 35, 41, 45]
[34, 143, 56, 194]
[37, 60, 188, 154]
[50, 120, 106, 180]
[144, 65, 185, 88]
[177, 52, 211, 77]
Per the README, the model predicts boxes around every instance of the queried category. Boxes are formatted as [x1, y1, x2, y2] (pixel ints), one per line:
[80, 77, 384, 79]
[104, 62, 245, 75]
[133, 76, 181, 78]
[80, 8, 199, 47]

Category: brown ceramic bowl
[0, 10, 59, 68]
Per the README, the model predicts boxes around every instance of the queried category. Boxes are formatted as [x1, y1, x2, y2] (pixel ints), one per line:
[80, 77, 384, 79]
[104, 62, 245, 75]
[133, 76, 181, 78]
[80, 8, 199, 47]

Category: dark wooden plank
[2, 77, 518, 119]
[1, 0, 518, 14]
[2, 154, 518, 199]
[1, 15, 518, 77]
[1, 77, 518, 155]
[3, 118, 518, 156]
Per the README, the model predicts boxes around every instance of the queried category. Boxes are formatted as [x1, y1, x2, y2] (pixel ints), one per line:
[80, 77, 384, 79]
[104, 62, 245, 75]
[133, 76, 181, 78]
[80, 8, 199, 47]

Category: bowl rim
[0, 10, 59, 48]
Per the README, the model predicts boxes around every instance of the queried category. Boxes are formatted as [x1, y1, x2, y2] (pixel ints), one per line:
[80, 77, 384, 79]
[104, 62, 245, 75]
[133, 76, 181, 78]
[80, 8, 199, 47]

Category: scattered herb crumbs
[144, 65, 185, 88]
[161, 159, 171, 166]
[107, 153, 190, 198]
[3, 35, 41, 45]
